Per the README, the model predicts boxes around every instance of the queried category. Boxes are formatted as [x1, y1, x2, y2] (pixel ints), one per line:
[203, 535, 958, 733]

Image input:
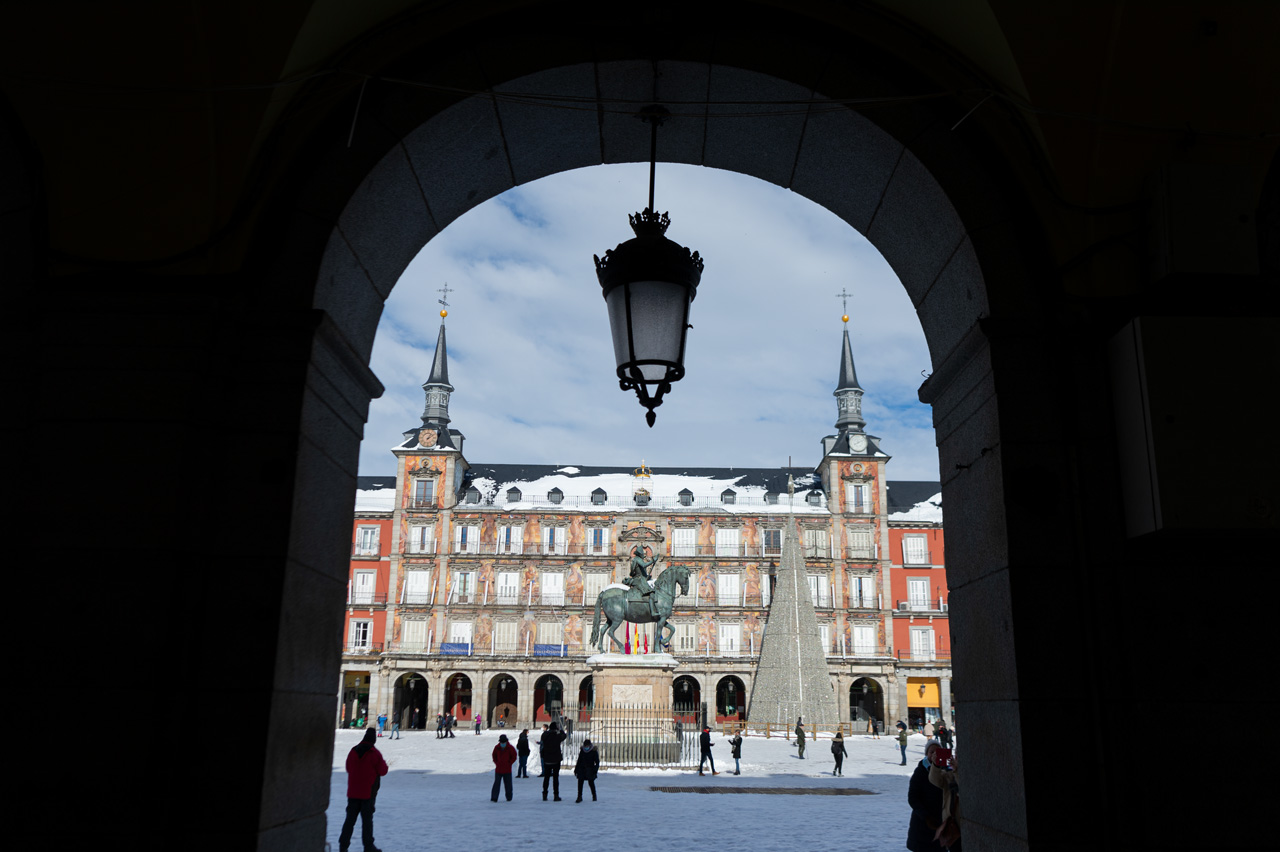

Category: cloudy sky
[359, 163, 941, 481]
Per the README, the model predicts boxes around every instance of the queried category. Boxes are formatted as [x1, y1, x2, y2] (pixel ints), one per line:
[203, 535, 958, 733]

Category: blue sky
[359, 163, 941, 481]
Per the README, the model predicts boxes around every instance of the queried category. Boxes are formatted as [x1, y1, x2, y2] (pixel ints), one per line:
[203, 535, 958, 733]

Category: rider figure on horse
[624, 544, 659, 617]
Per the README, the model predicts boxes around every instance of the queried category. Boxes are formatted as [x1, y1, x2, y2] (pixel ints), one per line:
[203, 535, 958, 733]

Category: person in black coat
[831, 731, 848, 776]
[698, 727, 718, 775]
[539, 722, 567, 801]
[729, 729, 743, 775]
[573, 739, 600, 802]
[907, 742, 961, 851]
[516, 729, 531, 778]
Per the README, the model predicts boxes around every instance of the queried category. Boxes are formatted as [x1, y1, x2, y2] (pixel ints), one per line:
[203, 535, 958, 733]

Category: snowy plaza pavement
[327, 728, 938, 851]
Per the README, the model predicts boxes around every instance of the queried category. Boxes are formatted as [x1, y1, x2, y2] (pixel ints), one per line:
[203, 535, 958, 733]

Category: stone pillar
[836, 673, 850, 723]
[939, 674, 952, 725]
[366, 670, 382, 724]
[516, 672, 536, 729]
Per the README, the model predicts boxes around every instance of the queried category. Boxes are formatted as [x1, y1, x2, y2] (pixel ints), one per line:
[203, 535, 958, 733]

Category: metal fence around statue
[546, 703, 704, 769]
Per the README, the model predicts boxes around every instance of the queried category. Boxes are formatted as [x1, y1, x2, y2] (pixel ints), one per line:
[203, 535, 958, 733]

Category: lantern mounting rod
[637, 105, 670, 212]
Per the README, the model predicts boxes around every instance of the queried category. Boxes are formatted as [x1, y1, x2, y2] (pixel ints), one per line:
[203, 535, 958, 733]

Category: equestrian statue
[590, 550, 690, 653]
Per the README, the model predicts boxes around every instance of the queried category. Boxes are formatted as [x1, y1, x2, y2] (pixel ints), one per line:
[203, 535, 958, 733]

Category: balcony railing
[454, 493, 830, 510]
[351, 543, 381, 558]
[901, 550, 934, 566]
[344, 642, 384, 655]
[379, 637, 891, 660]
[405, 539, 438, 555]
[894, 598, 948, 613]
[440, 542, 839, 559]
[849, 595, 880, 609]
[896, 649, 952, 663]
[347, 593, 388, 606]
[844, 547, 878, 561]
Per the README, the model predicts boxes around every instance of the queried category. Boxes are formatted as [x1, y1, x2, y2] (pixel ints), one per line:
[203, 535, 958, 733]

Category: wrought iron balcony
[894, 598, 949, 613]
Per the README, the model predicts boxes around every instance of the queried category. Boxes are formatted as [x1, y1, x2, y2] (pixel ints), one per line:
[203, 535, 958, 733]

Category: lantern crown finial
[629, 208, 670, 236]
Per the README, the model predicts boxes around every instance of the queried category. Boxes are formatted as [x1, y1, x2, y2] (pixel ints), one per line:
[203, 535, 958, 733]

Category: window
[584, 572, 609, 605]
[763, 528, 782, 556]
[589, 527, 608, 555]
[541, 525, 567, 556]
[496, 571, 520, 604]
[716, 572, 740, 606]
[407, 524, 435, 554]
[903, 535, 930, 565]
[591, 488, 607, 505]
[807, 574, 830, 607]
[465, 487, 481, 504]
[910, 626, 936, 661]
[349, 619, 372, 649]
[762, 572, 772, 607]
[820, 623, 831, 654]
[412, 478, 434, 508]
[506, 487, 522, 503]
[714, 527, 740, 557]
[547, 487, 564, 504]
[765, 492, 778, 504]
[351, 570, 375, 604]
[672, 527, 697, 556]
[803, 528, 829, 558]
[847, 527, 874, 559]
[845, 482, 870, 513]
[674, 622, 697, 654]
[806, 490, 822, 505]
[853, 624, 876, 656]
[354, 526, 379, 556]
[449, 620, 473, 646]
[401, 619, 427, 651]
[851, 575, 876, 608]
[721, 489, 736, 504]
[539, 622, 563, 647]
[497, 524, 523, 555]
[541, 571, 565, 605]
[405, 569, 432, 603]
[452, 570, 475, 603]
[718, 623, 740, 657]
[634, 489, 651, 506]
[453, 524, 479, 554]
[678, 489, 694, 506]
[494, 621, 517, 654]
[908, 577, 930, 611]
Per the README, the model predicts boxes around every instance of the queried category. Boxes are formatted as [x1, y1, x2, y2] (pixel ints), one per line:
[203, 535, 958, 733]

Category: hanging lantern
[594, 105, 704, 427]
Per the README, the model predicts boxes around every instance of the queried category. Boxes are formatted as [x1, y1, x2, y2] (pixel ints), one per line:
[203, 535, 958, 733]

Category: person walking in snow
[516, 729, 531, 778]
[729, 728, 743, 775]
[795, 718, 806, 759]
[475, 713, 482, 734]
[937, 721, 953, 751]
[698, 726, 718, 775]
[832, 731, 848, 776]
[435, 713, 444, 738]
[446, 712, 456, 738]
[540, 722, 567, 801]
[573, 738, 600, 802]
[338, 728, 388, 852]
[490, 733, 518, 802]
[896, 720, 909, 765]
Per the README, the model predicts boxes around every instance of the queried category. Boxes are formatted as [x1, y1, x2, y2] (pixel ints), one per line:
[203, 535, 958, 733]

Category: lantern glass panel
[605, 279, 690, 380]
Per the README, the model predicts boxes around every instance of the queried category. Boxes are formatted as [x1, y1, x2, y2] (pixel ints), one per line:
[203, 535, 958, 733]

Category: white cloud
[360, 164, 940, 479]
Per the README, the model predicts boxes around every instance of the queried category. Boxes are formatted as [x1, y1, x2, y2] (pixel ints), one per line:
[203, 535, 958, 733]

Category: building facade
[339, 322, 953, 732]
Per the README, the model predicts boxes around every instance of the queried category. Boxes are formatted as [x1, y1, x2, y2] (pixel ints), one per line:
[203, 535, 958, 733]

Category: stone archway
[286, 52, 1038, 852]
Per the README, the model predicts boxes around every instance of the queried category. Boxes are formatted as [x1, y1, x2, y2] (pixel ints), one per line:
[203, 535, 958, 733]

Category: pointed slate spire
[421, 321, 454, 427]
[834, 325, 865, 433]
[747, 523, 841, 728]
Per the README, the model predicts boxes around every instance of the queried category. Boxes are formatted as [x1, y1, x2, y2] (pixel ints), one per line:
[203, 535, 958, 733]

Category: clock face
[418, 428, 438, 447]
[850, 435, 867, 453]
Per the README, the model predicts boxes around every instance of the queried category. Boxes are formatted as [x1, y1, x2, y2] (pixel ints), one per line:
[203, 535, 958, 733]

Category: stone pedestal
[586, 652, 680, 765]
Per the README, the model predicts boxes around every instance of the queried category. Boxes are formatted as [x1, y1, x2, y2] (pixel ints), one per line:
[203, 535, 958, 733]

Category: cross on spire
[836, 287, 852, 319]
[437, 282, 453, 312]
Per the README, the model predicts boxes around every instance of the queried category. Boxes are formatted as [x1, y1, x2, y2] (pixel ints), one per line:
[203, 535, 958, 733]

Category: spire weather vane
[437, 282, 453, 318]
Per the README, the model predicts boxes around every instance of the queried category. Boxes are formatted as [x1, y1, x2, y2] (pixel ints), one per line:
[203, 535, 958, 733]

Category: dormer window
[591, 488, 607, 505]
[678, 488, 694, 506]
[765, 492, 778, 505]
[506, 488, 522, 503]
[465, 487, 481, 504]
[721, 489, 736, 505]
[634, 489, 651, 506]
[548, 487, 564, 504]
[806, 490, 822, 506]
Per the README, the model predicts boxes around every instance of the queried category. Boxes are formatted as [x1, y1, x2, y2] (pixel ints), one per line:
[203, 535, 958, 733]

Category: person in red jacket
[490, 733, 518, 802]
[339, 728, 389, 852]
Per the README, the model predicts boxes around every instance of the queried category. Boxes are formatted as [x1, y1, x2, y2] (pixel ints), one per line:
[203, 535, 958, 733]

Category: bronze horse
[590, 564, 690, 653]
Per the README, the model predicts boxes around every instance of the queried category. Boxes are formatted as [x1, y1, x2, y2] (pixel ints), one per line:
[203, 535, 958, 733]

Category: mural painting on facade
[696, 566, 715, 602]
[564, 613, 583, 649]
[565, 565, 584, 605]
[743, 613, 762, 653]
[474, 614, 493, 652]
[477, 560, 495, 599]
[518, 616, 536, 653]
[697, 615, 715, 654]
[522, 565, 539, 602]
[743, 564, 762, 606]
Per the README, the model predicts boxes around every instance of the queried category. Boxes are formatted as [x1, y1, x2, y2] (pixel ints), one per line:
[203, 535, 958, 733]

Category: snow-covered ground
[327, 728, 940, 851]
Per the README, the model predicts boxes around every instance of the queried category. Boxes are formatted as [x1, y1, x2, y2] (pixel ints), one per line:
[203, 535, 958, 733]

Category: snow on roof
[888, 491, 943, 523]
[354, 475, 396, 513]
